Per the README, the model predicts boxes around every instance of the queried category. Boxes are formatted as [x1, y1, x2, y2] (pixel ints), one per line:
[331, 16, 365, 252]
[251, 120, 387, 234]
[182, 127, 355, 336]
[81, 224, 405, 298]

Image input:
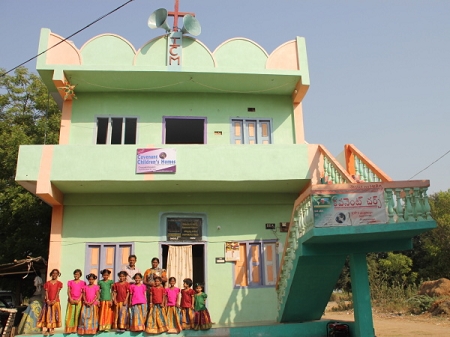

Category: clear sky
[1, 0, 449, 194]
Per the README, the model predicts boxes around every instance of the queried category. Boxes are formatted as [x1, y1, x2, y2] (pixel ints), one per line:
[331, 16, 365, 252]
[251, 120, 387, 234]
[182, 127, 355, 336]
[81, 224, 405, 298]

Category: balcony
[16, 144, 314, 200]
[276, 180, 436, 324]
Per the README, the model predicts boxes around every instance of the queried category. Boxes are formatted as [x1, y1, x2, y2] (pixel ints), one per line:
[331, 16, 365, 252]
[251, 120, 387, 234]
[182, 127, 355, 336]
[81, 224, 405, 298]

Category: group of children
[37, 268, 212, 335]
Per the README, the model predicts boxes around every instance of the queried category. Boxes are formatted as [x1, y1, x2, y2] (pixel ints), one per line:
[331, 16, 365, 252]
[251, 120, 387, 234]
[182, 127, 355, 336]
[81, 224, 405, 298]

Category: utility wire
[408, 149, 450, 180]
[0, 0, 135, 78]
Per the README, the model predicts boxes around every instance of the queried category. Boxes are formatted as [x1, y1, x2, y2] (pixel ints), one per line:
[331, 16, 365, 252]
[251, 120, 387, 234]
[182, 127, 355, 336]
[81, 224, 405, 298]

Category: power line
[408, 149, 450, 180]
[0, 0, 135, 78]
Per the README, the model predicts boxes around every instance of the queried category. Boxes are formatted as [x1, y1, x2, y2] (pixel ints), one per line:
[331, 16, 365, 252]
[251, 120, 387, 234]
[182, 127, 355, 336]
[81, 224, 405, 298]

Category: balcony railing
[385, 181, 433, 223]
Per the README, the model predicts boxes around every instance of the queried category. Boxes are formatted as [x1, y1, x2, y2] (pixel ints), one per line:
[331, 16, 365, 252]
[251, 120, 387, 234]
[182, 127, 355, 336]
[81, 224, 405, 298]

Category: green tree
[375, 252, 417, 286]
[0, 67, 61, 268]
[366, 252, 416, 291]
[411, 190, 450, 280]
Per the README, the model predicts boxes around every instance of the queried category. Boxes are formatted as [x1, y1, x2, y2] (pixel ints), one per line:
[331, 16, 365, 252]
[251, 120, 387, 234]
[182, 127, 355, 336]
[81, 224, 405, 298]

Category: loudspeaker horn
[148, 8, 171, 32]
[181, 14, 201, 36]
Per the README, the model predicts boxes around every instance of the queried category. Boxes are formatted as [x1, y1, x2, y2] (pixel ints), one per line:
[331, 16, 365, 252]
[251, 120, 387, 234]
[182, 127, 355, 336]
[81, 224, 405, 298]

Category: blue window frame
[85, 243, 134, 280]
[234, 240, 278, 288]
[231, 118, 272, 144]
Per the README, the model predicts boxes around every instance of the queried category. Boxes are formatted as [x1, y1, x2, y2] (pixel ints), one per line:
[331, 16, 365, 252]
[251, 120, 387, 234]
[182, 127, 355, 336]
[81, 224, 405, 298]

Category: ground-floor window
[85, 243, 134, 279]
[234, 240, 278, 287]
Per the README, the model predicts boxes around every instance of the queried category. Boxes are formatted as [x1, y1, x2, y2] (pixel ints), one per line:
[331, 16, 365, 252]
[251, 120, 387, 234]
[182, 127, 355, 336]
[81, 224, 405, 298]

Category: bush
[331, 298, 353, 312]
[370, 281, 420, 313]
[329, 291, 353, 312]
[406, 294, 435, 314]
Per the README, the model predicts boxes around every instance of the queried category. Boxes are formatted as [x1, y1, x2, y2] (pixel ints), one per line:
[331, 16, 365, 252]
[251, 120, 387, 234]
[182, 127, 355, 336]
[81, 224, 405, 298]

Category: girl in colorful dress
[129, 273, 147, 332]
[77, 274, 100, 335]
[64, 269, 86, 333]
[179, 278, 195, 330]
[113, 271, 130, 332]
[98, 269, 114, 331]
[193, 283, 212, 330]
[37, 269, 63, 335]
[165, 277, 182, 334]
[145, 276, 168, 334]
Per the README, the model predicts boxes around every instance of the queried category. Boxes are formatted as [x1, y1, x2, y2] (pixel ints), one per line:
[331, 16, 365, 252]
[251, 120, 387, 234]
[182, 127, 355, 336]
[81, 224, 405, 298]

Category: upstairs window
[164, 117, 206, 144]
[96, 117, 137, 145]
[231, 118, 272, 144]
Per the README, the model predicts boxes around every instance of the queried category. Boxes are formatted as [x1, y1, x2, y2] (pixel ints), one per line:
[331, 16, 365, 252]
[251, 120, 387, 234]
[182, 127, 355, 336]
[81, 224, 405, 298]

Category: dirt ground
[323, 308, 450, 337]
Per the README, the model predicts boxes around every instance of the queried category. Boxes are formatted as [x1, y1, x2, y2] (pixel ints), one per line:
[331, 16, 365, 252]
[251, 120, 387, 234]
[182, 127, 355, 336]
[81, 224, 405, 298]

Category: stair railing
[318, 145, 355, 184]
[276, 184, 314, 309]
[344, 144, 392, 182]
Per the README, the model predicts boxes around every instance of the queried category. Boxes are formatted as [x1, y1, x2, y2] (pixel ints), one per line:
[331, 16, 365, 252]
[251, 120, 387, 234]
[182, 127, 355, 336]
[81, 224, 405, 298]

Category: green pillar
[349, 253, 375, 337]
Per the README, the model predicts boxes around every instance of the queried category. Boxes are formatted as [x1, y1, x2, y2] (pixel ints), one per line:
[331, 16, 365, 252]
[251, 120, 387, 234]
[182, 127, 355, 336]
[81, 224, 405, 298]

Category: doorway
[161, 243, 206, 288]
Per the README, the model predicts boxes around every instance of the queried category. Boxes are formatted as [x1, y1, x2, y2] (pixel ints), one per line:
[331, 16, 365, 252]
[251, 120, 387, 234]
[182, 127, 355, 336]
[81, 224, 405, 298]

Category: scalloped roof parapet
[40, 29, 302, 72]
[213, 37, 269, 70]
[134, 35, 216, 68]
[80, 34, 136, 66]
[47, 32, 82, 65]
[266, 40, 299, 71]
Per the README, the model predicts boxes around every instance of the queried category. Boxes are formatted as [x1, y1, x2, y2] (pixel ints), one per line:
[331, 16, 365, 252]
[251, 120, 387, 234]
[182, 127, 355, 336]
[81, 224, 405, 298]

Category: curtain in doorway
[167, 245, 193, 289]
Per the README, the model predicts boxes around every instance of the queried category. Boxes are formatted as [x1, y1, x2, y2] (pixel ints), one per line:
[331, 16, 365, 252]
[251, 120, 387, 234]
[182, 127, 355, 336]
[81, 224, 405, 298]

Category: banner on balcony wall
[312, 188, 387, 227]
[136, 148, 176, 173]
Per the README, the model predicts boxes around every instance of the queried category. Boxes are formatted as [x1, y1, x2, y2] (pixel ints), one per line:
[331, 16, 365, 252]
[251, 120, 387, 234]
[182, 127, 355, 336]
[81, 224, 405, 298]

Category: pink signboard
[136, 148, 176, 173]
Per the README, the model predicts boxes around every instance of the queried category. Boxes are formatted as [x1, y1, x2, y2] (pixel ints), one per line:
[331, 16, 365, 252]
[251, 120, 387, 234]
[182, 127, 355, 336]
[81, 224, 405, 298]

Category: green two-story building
[15, 8, 435, 336]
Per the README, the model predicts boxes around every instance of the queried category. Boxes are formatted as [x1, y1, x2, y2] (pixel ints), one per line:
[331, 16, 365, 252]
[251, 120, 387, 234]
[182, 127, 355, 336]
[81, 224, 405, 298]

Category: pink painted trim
[310, 180, 429, 191]
[266, 40, 298, 70]
[292, 79, 309, 104]
[293, 103, 304, 144]
[59, 100, 72, 145]
[344, 144, 393, 182]
[36, 145, 53, 192]
[268, 39, 296, 57]
[47, 33, 82, 65]
[307, 144, 323, 185]
[36, 146, 64, 205]
[47, 206, 64, 276]
[318, 145, 356, 183]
